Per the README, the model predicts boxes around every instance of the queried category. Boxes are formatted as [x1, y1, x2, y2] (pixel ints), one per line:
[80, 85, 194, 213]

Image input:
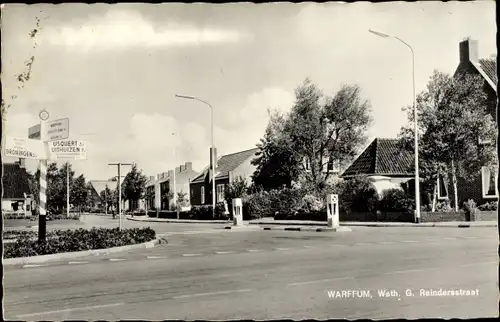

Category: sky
[1, 1, 496, 181]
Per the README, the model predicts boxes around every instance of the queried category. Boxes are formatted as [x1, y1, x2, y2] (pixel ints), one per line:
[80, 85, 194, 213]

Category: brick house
[342, 39, 497, 208]
[340, 138, 415, 195]
[190, 147, 259, 206]
[450, 38, 498, 207]
[145, 161, 198, 211]
[2, 159, 32, 212]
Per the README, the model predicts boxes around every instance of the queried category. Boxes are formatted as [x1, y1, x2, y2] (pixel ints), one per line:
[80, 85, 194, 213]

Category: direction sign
[47, 139, 87, 160]
[3, 136, 46, 160]
[44, 118, 69, 142]
[28, 124, 41, 139]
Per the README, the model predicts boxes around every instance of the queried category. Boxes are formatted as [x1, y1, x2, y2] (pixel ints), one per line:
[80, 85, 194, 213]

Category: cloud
[4, 112, 39, 138]
[40, 10, 249, 51]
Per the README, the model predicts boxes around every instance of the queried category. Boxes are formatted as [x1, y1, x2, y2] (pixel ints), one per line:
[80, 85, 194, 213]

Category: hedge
[3, 227, 156, 259]
[3, 213, 80, 220]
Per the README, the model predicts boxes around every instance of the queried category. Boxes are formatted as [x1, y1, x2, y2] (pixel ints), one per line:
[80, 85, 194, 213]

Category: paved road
[4, 227, 498, 320]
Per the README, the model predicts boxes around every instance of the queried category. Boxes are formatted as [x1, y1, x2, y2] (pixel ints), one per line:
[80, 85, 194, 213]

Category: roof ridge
[220, 147, 259, 158]
[373, 138, 380, 174]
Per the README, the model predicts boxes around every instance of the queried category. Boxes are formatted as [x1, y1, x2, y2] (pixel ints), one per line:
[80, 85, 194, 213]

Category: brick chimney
[185, 162, 192, 171]
[179, 164, 185, 172]
[210, 147, 217, 170]
[459, 38, 478, 63]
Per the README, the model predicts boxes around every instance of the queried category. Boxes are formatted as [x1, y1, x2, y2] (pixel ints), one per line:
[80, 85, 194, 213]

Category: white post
[66, 164, 70, 216]
[327, 194, 339, 228]
[232, 198, 243, 226]
[39, 118, 48, 241]
[118, 164, 122, 230]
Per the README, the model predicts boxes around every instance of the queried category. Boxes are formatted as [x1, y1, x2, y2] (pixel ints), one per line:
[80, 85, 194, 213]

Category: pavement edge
[2, 237, 167, 267]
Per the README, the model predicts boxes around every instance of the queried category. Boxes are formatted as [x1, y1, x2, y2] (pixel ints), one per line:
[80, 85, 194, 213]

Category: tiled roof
[89, 180, 117, 196]
[191, 148, 259, 184]
[478, 58, 498, 87]
[341, 138, 414, 177]
[2, 163, 31, 199]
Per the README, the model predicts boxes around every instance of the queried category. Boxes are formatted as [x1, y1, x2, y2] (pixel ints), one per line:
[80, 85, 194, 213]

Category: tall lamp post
[175, 94, 216, 218]
[368, 29, 420, 223]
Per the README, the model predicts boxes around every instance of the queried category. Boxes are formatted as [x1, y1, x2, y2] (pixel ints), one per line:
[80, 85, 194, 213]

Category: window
[216, 184, 225, 203]
[482, 166, 498, 198]
[436, 174, 449, 200]
[303, 157, 311, 171]
[324, 159, 340, 173]
[201, 186, 205, 204]
[478, 136, 492, 145]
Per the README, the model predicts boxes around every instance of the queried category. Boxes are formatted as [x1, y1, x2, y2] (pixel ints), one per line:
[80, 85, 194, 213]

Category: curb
[223, 225, 262, 230]
[261, 226, 352, 232]
[250, 222, 497, 228]
[2, 238, 167, 266]
[127, 217, 231, 224]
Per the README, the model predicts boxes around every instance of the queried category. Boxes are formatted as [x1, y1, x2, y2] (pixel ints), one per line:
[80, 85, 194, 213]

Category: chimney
[228, 170, 233, 184]
[175, 166, 180, 174]
[18, 158, 26, 168]
[179, 164, 184, 172]
[185, 162, 192, 171]
[210, 147, 218, 170]
[459, 38, 478, 63]
[150, 176, 155, 181]
[168, 170, 174, 178]
[156, 174, 161, 180]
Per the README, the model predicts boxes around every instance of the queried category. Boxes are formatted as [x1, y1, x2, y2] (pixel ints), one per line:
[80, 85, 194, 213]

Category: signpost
[38, 110, 50, 242]
[43, 118, 69, 142]
[3, 136, 46, 160]
[47, 140, 87, 160]
[28, 124, 41, 139]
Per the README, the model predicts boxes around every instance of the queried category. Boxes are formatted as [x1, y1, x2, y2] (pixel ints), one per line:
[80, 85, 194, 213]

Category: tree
[2, 16, 41, 138]
[251, 109, 302, 190]
[398, 70, 496, 211]
[99, 185, 114, 213]
[253, 79, 373, 193]
[26, 168, 40, 206]
[70, 174, 88, 213]
[121, 164, 148, 211]
[46, 162, 63, 213]
[58, 162, 75, 211]
[143, 188, 155, 213]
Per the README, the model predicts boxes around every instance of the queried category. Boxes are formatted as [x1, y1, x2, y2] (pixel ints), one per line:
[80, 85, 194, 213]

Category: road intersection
[4, 221, 498, 320]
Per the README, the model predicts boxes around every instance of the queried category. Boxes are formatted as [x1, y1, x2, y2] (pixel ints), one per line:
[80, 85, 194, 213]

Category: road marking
[303, 245, 316, 248]
[246, 249, 263, 252]
[146, 256, 164, 259]
[68, 261, 89, 265]
[23, 264, 48, 268]
[329, 244, 344, 247]
[287, 276, 354, 287]
[443, 237, 457, 240]
[355, 243, 370, 246]
[402, 240, 418, 243]
[109, 258, 125, 262]
[275, 247, 291, 251]
[466, 236, 477, 239]
[215, 251, 235, 255]
[378, 241, 395, 244]
[182, 253, 201, 257]
[172, 289, 252, 299]
[16, 302, 125, 318]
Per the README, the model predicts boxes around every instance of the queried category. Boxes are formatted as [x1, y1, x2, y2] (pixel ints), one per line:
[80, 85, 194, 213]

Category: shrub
[3, 227, 156, 259]
[244, 191, 273, 218]
[338, 177, 379, 214]
[379, 189, 415, 214]
[435, 201, 453, 212]
[300, 194, 325, 213]
[463, 199, 477, 220]
[477, 201, 498, 211]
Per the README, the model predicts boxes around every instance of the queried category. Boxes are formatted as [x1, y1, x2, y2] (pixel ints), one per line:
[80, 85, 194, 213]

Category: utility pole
[108, 162, 132, 230]
[172, 132, 179, 219]
[66, 163, 70, 217]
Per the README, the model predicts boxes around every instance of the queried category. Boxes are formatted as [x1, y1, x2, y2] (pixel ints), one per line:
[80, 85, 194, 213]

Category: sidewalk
[125, 216, 497, 228]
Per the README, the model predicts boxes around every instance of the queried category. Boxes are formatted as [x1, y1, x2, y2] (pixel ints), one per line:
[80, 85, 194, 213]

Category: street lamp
[175, 94, 216, 218]
[368, 29, 420, 223]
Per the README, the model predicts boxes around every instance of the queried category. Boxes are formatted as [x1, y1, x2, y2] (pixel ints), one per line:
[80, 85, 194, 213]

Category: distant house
[87, 180, 117, 210]
[190, 147, 259, 206]
[145, 161, 198, 211]
[452, 38, 498, 205]
[2, 159, 32, 211]
[340, 138, 415, 195]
